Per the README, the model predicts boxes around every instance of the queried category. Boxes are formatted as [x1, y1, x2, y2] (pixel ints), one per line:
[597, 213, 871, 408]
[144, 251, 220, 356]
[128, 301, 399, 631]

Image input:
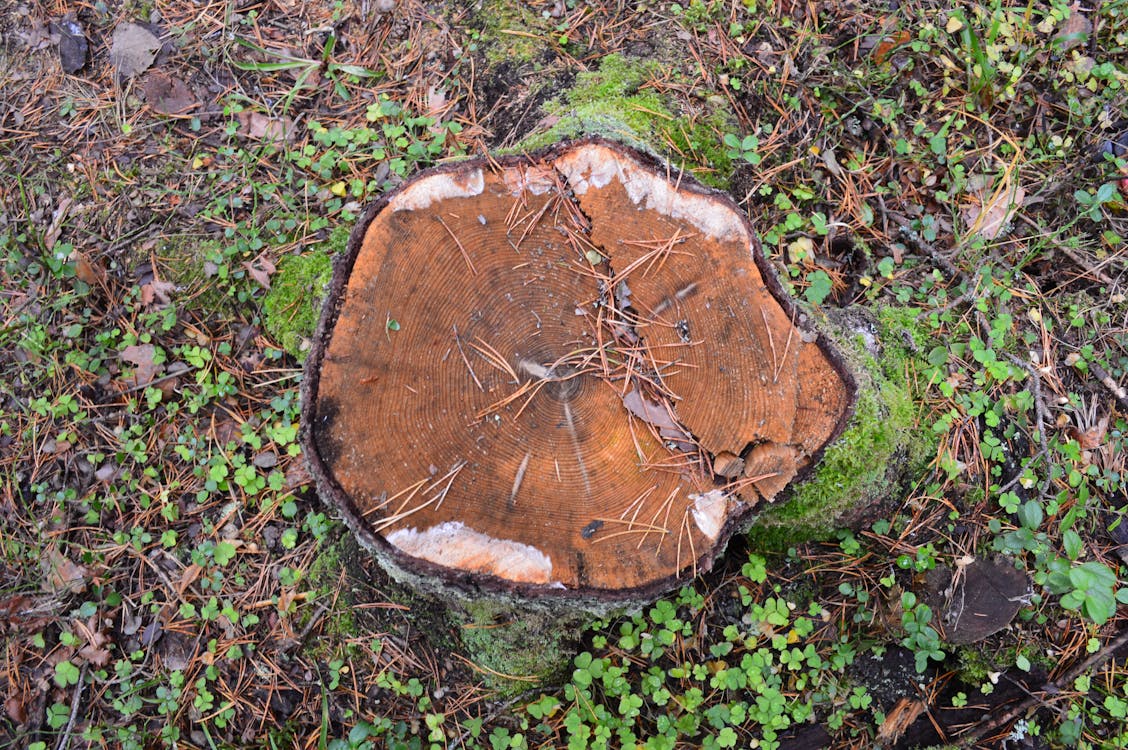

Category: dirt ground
[2, 1, 1127, 748]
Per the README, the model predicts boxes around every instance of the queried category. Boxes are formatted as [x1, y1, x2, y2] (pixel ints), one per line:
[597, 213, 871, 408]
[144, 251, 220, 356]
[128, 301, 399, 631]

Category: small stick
[508, 452, 531, 509]
[958, 628, 1128, 747]
[1088, 361, 1128, 411]
[471, 338, 519, 381]
[452, 326, 484, 392]
[591, 527, 671, 543]
[436, 215, 477, 274]
[54, 665, 87, 750]
[761, 308, 778, 383]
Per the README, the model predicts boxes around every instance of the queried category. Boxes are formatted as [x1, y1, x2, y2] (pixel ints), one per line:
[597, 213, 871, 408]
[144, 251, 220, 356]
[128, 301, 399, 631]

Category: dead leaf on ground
[54, 18, 87, 74]
[75, 616, 112, 667]
[243, 255, 276, 289]
[141, 70, 198, 115]
[1054, 5, 1092, 51]
[4, 695, 28, 725]
[42, 546, 89, 595]
[120, 343, 163, 388]
[157, 630, 195, 671]
[872, 31, 911, 65]
[110, 23, 161, 78]
[426, 84, 448, 116]
[237, 111, 297, 143]
[140, 279, 175, 308]
[44, 197, 73, 251]
[74, 251, 105, 286]
[963, 182, 1025, 241]
[1069, 413, 1109, 450]
[942, 557, 1030, 645]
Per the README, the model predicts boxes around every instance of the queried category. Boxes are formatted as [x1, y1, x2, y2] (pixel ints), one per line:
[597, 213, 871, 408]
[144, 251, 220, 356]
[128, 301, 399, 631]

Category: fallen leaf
[74, 251, 104, 286]
[1054, 5, 1091, 51]
[75, 617, 111, 667]
[426, 84, 448, 116]
[873, 30, 911, 65]
[237, 111, 297, 143]
[964, 183, 1025, 241]
[622, 387, 681, 432]
[110, 22, 161, 78]
[1069, 414, 1109, 450]
[55, 18, 87, 74]
[4, 695, 27, 725]
[120, 343, 163, 387]
[141, 70, 198, 115]
[943, 557, 1030, 645]
[44, 197, 73, 252]
[243, 255, 276, 289]
[140, 279, 175, 307]
[42, 547, 89, 595]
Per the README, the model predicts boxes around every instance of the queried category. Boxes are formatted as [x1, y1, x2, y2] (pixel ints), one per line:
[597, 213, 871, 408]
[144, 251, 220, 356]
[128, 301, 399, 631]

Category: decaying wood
[302, 137, 856, 600]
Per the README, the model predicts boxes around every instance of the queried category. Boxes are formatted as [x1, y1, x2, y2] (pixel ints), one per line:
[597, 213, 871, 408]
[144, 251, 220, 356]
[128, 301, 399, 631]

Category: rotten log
[301, 137, 856, 605]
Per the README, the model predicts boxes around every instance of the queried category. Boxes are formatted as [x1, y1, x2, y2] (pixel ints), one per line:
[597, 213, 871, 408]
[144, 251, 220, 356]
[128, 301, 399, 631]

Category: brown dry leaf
[120, 343, 162, 387]
[237, 111, 297, 143]
[75, 617, 112, 667]
[622, 387, 681, 432]
[4, 695, 27, 725]
[243, 255, 276, 289]
[42, 547, 89, 595]
[1070, 414, 1109, 450]
[964, 182, 1025, 241]
[74, 251, 104, 286]
[140, 279, 175, 307]
[426, 84, 448, 116]
[110, 23, 161, 77]
[1054, 5, 1092, 51]
[141, 70, 198, 115]
[873, 30, 911, 65]
[178, 563, 202, 596]
[43, 197, 73, 251]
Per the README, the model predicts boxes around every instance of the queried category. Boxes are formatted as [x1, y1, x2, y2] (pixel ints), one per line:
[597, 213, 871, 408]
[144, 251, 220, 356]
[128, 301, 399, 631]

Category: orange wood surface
[308, 141, 854, 593]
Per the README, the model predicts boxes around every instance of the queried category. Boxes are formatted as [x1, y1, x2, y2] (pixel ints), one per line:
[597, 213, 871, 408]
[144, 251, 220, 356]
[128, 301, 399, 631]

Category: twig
[957, 628, 1128, 747]
[1087, 361, 1128, 412]
[436, 215, 477, 274]
[278, 601, 331, 656]
[453, 326, 484, 392]
[1002, 353, 1053, 498]
[54, 665, 87, 750]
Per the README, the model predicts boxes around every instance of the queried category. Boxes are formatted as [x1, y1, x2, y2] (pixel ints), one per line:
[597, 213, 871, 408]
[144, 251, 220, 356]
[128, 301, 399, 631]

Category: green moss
[300, 532, 359, 660]
[261, 225, 348, 360]
[748, 306, 936, 549]
[512, 54, 736, 187]
[472, 0, 558, 66]
[456, 599, 582, 695]
[159, 237, 240, 316]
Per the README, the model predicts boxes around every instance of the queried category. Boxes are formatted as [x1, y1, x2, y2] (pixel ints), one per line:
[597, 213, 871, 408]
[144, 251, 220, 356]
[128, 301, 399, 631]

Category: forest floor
[2, 1, 1128, 748]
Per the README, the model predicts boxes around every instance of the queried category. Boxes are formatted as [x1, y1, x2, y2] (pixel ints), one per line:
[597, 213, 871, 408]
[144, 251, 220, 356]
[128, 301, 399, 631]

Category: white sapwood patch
[392, 169, 485, 212]
[387, 521, 555, 584]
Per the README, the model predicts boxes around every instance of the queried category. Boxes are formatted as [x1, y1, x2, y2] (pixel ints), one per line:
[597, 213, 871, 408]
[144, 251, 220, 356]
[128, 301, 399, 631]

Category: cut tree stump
[301, 137, 857, 605]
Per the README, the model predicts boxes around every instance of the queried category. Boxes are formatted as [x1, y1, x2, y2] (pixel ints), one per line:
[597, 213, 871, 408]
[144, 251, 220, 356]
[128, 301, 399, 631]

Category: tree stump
[301, 138, 856, 607]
